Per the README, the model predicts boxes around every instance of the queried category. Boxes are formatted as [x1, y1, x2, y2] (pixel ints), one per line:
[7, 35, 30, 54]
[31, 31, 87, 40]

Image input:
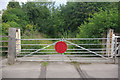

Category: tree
[2, 21, 20, 35]
[22, 2, 51, 32]
[77, 8, 118, 38]
[58, 2, 118, 37]
[7, 2, 21, 9]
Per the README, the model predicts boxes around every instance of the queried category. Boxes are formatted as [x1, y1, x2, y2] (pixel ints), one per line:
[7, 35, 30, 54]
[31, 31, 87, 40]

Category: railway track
[39, 55, 89, 78]
[68, 56, 88, 79]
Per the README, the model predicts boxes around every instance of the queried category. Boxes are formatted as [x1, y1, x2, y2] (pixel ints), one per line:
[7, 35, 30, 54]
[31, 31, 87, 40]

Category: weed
[43, 61, 47, 67]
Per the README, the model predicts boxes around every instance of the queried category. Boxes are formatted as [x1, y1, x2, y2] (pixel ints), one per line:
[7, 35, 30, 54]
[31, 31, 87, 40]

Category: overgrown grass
[19, 30, 74, 56]
[19, 31, 56, 56]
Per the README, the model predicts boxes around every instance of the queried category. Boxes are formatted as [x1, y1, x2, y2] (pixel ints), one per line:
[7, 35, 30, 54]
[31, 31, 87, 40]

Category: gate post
[8, 28, 16, 64]
[16, 28, 21, 55]
[106, 29, 114, 57]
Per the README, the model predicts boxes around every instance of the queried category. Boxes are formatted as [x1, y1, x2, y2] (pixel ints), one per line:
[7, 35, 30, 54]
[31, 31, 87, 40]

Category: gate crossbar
[20, 40, 59, 58]
[64, 40, 108, 59]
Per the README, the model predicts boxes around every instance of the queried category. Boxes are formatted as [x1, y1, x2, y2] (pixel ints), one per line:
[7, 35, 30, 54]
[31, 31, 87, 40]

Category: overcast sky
[0, 0, 67, 11]
[0, 0, 119, 11]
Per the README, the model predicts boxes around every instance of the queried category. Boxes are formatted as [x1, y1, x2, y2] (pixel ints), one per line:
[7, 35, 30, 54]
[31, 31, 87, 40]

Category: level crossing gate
[3, 28, 120, 64]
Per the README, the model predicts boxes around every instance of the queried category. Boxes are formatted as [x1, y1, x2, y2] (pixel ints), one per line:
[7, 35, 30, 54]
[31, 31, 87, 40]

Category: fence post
[8, 28, 16, 64]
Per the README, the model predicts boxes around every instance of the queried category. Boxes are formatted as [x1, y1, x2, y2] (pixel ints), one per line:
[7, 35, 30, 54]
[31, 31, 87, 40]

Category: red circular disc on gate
[55, 41, 67, 53]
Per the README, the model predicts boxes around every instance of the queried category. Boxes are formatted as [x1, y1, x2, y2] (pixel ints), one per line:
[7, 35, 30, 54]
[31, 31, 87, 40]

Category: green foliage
[2, 11, 19, 22]
[76, 7, 118, 49]
[43, 61, 47, 66]
[22, 2, 51, 32]
[1, 2, 119, 56]
[77, 8, 118, 38]
[2, 7, 30, 35]
[2, 21, 20, 34]
[7, 2, 21, 9]
[3, 2, 118, 38]
[54, 2, 118, 37]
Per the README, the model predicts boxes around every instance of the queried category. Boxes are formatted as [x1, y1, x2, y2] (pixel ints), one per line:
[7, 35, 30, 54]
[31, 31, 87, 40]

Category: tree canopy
[2, 2, 119, 38]
[77, 7, 119, 38]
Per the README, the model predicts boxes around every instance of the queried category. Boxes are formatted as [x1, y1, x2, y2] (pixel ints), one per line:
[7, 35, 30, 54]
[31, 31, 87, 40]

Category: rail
[16, 38, 110, 40]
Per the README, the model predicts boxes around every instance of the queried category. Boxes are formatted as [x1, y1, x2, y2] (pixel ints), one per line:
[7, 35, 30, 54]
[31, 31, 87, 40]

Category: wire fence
[0, 35, 8, 53]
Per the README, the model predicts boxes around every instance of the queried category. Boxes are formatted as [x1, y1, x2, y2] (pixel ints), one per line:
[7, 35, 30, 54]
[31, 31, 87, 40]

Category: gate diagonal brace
[20, 40, 60, 59]
[64, 40, 108, 59]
